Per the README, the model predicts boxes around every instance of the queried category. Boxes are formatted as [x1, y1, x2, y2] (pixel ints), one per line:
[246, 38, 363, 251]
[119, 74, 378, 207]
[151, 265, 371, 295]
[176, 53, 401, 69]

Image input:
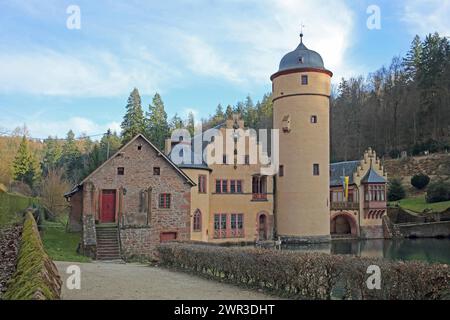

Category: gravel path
[56, 261, 276, 300]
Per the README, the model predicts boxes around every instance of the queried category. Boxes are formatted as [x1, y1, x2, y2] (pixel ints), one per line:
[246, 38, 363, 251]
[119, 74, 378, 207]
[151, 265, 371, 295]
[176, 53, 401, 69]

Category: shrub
[157, 243, 450, 300]
[388, 149, 401, 159]
[411, 139, 449, 155]
[388, 178, 406, 201]
[411, 173, 431, 190]
[426, 181, 450, 203]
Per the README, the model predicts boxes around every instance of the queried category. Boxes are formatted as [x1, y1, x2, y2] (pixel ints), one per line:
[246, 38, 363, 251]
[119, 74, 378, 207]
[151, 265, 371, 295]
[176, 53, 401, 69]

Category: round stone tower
[271, 33, 332, 242]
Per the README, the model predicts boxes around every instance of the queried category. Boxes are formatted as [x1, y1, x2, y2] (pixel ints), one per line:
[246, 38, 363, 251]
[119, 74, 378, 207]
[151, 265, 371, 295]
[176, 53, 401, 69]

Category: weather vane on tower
[300, 22, 306, 42]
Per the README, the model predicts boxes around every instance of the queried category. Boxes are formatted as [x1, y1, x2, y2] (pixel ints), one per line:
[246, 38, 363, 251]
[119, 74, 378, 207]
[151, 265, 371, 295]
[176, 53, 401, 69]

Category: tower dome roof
[278, 35, 325, 72]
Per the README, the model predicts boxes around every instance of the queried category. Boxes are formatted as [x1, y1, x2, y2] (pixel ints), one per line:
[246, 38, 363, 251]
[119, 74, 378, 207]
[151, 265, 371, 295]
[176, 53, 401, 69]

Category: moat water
[284, 238, 450, 264]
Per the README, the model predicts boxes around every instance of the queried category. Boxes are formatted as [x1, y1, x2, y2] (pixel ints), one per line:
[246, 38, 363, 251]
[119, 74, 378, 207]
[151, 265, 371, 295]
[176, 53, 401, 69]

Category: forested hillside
[331, 33, 450, 161]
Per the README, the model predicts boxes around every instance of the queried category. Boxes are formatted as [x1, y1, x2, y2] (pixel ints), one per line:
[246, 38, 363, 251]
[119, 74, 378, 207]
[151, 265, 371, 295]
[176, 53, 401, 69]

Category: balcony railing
[252, 193, 268, 201]
[214, 229, 244, 239]
[330, 201, 360, 210]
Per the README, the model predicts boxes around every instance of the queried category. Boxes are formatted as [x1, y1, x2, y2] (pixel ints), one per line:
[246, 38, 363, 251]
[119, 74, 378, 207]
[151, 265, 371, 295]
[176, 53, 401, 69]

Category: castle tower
[271, 33, 332, 242]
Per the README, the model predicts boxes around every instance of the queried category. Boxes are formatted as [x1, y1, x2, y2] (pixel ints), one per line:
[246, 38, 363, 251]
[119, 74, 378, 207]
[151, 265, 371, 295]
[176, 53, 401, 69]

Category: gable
[79, 134, 195, 187]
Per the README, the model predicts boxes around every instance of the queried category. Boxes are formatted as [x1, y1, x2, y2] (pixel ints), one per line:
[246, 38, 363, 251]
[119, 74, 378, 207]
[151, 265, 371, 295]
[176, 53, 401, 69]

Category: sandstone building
[66, 33, 387, 259]
[65, 134, 194, 259]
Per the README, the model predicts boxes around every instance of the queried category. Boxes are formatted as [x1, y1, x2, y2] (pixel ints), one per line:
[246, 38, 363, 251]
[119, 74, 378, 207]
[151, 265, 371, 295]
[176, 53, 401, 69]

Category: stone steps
[96, 225, 121, 261]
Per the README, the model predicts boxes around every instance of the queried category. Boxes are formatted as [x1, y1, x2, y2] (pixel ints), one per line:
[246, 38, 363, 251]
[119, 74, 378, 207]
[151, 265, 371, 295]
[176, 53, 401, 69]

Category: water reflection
[284, 238, 450, 264]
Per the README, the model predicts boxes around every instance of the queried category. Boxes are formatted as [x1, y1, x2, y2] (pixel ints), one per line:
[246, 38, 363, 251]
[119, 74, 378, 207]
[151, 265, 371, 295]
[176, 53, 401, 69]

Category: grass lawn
[0, 192, 38, 228]
[391, 194, 450, 213]
[41, 217, 91, 263]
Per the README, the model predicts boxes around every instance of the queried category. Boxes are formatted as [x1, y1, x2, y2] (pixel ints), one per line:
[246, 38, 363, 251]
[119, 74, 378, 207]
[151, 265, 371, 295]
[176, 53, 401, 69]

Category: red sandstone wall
[81, 136, 192, 258]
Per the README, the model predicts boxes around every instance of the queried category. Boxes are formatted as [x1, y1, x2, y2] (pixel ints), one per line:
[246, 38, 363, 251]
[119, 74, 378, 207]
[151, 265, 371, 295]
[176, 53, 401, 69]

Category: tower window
[301, 75, 308, 85]
[311, 115, 318, 124]
[313, 164, 320, 176]
[282, 115, 291, 133]
[279, 165, 285, 177]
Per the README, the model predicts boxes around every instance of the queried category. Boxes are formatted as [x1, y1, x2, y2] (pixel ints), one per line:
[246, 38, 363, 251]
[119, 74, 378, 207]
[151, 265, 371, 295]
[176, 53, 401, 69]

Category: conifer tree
[121, 88, 146, 143]
[211, 104, 225, 126]
[225, 105, 233, 119]
[146, 93, 170, 150]
[169, 113, 184, 132]
[186, 112, 195, 136]
[403, 35, 422, 83]
[61, 130, 82, 183]
[12, 136, 41, 187]
[42, 136, 63, 175]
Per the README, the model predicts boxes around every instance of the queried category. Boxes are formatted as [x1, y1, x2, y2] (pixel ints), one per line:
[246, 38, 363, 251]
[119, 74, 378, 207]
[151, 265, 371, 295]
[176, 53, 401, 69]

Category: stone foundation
[280, 234, 331, 244]
[82, 214, 97, 258]
[120, 226, 155, 260]
[360, 225, 384, 239]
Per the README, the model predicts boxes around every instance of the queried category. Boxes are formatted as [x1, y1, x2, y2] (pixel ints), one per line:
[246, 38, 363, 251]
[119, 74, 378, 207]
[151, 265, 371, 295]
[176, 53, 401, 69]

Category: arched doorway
[258, 214, 267, 240]
[334, 216, 351, 234]
[330, 212, 358, 236]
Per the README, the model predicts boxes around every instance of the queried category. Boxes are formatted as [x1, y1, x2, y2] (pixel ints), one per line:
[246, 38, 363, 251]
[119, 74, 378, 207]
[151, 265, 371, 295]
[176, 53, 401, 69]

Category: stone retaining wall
[395, 221, 450, 238]
[3, 211, 62, 300]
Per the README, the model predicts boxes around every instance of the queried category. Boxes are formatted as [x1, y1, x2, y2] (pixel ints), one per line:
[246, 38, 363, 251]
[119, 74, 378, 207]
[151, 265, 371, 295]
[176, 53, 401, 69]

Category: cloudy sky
[0, 0, 449, 139]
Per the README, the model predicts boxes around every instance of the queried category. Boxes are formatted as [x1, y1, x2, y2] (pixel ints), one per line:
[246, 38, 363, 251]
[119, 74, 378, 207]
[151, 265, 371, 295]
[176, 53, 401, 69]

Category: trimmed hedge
[157, 243, 450, 300]
[426, 181, 450, 203]
[3, 212, 62, 300]
[411, 173, 430, 190]
[0, 192, 39, 227]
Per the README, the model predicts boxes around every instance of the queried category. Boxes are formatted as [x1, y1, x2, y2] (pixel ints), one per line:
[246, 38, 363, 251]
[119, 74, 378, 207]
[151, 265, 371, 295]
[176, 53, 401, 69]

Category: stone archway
[330, 212, 358, 236]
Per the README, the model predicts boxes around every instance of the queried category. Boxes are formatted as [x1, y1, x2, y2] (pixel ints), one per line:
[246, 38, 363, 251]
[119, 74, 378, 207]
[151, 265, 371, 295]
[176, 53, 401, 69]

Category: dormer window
[299, 56, 304, 64]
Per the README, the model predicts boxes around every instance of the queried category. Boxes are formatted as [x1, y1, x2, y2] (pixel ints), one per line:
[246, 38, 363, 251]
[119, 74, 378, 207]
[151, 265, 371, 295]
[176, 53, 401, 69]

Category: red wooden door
[101, 190, 116, 223]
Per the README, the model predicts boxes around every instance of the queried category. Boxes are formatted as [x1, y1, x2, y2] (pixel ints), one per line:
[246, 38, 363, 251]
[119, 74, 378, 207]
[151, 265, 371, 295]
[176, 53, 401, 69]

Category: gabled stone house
[65, 134, 194, 260]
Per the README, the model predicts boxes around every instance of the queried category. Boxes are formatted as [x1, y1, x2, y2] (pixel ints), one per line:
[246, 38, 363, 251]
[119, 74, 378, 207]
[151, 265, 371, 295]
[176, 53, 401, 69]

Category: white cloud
[177, 35, 242, 83]
[0, 47, 179, 97]
[170, 0, 355, 84]
[402, 0, 450, 36]
[0, 0, 357, 96]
